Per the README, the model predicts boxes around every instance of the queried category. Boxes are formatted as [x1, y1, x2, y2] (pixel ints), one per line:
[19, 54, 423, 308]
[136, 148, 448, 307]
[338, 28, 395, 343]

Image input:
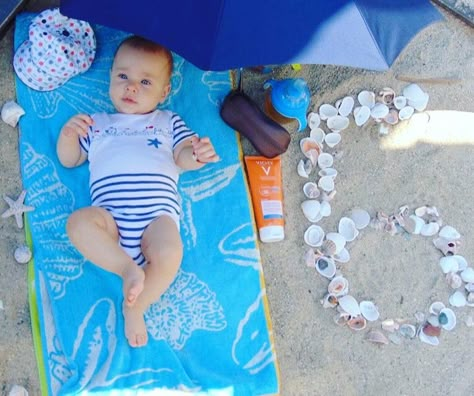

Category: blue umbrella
[60, 0, 442, 71]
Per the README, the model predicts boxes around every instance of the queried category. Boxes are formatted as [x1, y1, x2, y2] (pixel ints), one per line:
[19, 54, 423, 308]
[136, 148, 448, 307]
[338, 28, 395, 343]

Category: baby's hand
[61, 114, 93, 138]
[191, 136, 220, 164]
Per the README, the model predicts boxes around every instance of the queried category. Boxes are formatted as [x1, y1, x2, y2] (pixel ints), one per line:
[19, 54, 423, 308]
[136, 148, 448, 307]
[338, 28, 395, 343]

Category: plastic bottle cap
[259, 225, 285, 243]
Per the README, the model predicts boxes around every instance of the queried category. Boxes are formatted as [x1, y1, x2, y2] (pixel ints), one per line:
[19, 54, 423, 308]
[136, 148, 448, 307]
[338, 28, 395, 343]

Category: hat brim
[13, 40, 66, 92]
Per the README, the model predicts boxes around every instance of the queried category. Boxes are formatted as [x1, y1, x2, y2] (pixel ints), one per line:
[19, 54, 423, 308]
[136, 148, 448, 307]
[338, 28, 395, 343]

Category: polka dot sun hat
[13, 8, 96, 91]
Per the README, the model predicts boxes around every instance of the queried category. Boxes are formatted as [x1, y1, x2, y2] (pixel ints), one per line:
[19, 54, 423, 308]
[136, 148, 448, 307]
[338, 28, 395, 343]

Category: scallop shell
[347, 316, 367, 331]
[461, 267, 474, 283]
[365, 330, 389, 345]
[439, 256, 459, 274]
[359, 300, 380, 322]
[370, 103, 389, 119]
[449, 290, 467, 307]
[310, 128, 326, 145]
[325, 232, 346, 255]
[14, 244, 32, 264]
[307, 112, 321, 129]
[349, 208, 371, 230]
[1, 100, 26, 127]
[318, 175, 335, 192]
[393, 95, 407, 110]
[324, 132, 342, 148]
[333, 248, 350, 263]
[353, 105, 371, 126]
[398, 106, 415, 120]
[301, 200, 322, 223]
[319, 239, 337, 256]
[338, 295, 361, 316]
[297, 158, 312, 178]
[357, 90, 375, 108]
[317, 152, 334, 169]
[337, 96, 355, 117]
[438, 225, 461, 241]
[304, 225, 325, 247]
[438, 307, 456, 331]
[303, 182, 320, 199]
[338, 217, 359, 242]
[315, 256, 336, 279]
[328, 276, 349, 296]
[318, 167, 338, 178]
[319, 103, 338, 120]
[327, 115, 350, 131]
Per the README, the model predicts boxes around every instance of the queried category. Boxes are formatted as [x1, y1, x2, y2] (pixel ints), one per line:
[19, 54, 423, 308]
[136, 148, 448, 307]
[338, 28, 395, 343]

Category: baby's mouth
[122, 97, 137, 104]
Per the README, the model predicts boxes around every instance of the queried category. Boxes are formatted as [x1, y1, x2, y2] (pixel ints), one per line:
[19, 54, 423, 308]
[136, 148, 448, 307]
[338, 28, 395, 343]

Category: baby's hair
[116, 35, 174, 78]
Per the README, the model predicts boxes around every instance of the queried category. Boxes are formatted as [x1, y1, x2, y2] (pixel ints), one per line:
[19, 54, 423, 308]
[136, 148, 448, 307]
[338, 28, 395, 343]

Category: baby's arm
[57, 114, 92, 168]
[174, 136, 220, 170]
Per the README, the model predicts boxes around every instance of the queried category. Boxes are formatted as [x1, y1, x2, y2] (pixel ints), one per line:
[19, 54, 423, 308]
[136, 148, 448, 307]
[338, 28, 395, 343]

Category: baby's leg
[123, 215, 183, 347]
[67, 207, 145, 306]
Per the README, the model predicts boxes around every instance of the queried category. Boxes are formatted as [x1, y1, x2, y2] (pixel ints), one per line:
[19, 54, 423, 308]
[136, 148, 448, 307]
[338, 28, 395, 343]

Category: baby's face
[109, 45, 171, 114]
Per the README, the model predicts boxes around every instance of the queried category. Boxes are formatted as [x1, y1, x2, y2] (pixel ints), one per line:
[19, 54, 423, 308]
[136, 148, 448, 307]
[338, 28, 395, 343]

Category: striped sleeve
[79, 128, 92, 154]
[171, 113, 197, 149]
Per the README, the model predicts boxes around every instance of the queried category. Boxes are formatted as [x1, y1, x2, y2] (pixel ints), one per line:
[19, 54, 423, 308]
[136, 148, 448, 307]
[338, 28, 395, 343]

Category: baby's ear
[162, 83, 171, 99]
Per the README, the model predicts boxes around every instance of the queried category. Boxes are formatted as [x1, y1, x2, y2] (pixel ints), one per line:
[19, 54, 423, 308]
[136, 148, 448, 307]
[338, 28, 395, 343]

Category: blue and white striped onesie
[79, 110, 197, 266]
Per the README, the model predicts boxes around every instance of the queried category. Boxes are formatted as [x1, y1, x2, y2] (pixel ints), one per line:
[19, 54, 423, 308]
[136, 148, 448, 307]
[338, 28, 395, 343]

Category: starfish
[1, 190, 35, 229]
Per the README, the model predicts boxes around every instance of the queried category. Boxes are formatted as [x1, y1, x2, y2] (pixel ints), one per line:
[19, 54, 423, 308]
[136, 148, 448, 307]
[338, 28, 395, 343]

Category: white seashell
[378, 87, 396, 105]
[359, 300, 380, 322]
[402, 83, 425, 101]
[319, 103, 338, 120]
[303, 182, 320, 199]
[333, 248, 350, 263]
[307, 112, 321, 129]
[338, 217, 359, 242]
[337, 96, 355, 117]
[297, 158, 312, 178]
[334, 311, 351, 326]
[408, 92, 429, 112]
[446, 272, 463, 289]
[449, 290, 467, 307]
[328, 276, 349, 296]
[301, 200, 321, 222]
[465, 283, 474, 293]
[327, 115, 350, 131]
[303, 225, 325, 247]
[399, 323, 416, 339]
[324, 132, 342, 148]
[420, 222, 439, 236]
[398, 106, 415, 120]
[409, 215, 425, 234]
[429, 301, 446, 316]
[452, 255, 468, 271]
[439, 256, 459, 274]
[320, 200, 331, 217]
[438, 308, 456, 331]
[1, 100, 26, 127]
[393, 95, 407, 110]
[317, 152, 334, 169]
[381, 319, 399, 333]
[310, 128, 326, 145]
[383, 109, 399, 125]
[433, 236, 459, 256]
[320, 190, 336, 202]
[461, 267, 474, 283]
[8, 385, 29, 396]
[357, 90, 376, 108]
[347, 316, 367, 331]
[439, 225, 461, 241]
[318, 167, 337, 178]
[315, 256, 336, 279]
[318, 176, 335, 192]
[468, 293, 474, 307]
[300, 137, 321, 165]
[322, 293, 339, 308]
[378, 123, 391, 136]
[353, 105, 371, 126]
[418, 328, 439, 346]
[325, 232, 346, 255]
[14, 245, 32, 264]
[338, 295, 361, 317]
[370, 103, 389, 119]
[349, 208, 370, 230]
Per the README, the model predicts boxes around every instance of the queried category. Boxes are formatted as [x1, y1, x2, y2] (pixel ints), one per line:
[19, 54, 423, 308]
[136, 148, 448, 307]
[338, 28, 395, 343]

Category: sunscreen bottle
[244, 155, 285, 243]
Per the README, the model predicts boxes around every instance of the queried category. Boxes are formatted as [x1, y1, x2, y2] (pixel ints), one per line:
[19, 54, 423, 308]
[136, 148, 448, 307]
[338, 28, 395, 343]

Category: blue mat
[15, 11, 279, 395]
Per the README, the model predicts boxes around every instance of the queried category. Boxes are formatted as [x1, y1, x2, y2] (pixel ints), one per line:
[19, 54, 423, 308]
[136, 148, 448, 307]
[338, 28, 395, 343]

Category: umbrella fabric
[60, 0, 442, 71]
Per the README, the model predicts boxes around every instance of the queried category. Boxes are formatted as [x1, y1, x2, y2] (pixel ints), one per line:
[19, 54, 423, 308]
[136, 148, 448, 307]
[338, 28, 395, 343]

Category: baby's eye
[118, 73, 127, 80]
[141, 79, 151, 86]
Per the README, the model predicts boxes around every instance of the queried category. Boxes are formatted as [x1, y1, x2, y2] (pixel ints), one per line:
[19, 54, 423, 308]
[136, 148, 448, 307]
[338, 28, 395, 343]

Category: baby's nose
[126, 82, 138, 92]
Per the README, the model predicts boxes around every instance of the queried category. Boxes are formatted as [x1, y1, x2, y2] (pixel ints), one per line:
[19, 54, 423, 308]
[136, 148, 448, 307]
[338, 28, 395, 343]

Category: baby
[57, 35, 219, 347]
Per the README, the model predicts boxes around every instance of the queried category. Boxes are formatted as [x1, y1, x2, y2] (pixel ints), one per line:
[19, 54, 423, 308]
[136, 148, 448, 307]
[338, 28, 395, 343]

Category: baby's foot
[123, 304, 148, 347]
[122, 264, 145, 307]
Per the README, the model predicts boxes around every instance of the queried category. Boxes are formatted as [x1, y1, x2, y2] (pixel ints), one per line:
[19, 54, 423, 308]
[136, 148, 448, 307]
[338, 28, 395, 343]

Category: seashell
[429, 301, 446, 316]
[324, 132, 342, 148]
[318, 167, 337, 178]
[8, 385, 29, 396]
[427, 314, 440, 327]
[333, 248, 350, 263]
[337, 96, 355, 117]
[433, 237, 459, 256]
[338, 217, 359, 242]
[399, 323, 416, 339]
[300, 137, 322, 165]
[321, 293, 339, 308]
[393, 95, 407, 110]
[327, 115, 350, 131]
[1, 100, 26, 127]
[467, 292, 474, 307]
[319, 239, 337, 257]
[303, 182, 320, 199]
[381, 319, 399, 332]
[14, 244, 32, 264]
[465, 316, 474, 327]
[317, 152, 334, 169]
[383, 109, 399, 125]
[347, 315, 367, 331]
[449, 290, 467, 307]
[461, 267, 474, 283]
[438, 308, 456, 331]
[338, 295, 361, 316]
[387, 333, 402, 345]
[315, 256, 336, 279]
[378, 123, 391, 136]
[334, 311, 351, 326]
[465, 283, 474, 293]
[415, 311, 426, 324]
[304, 225, 325, 247]
[422, 322, 441, 337]
[408, 92, 429, 112]
[370, 103, 389, 119]
[408, 215, 425, 234]
[402, 83, 425, 101]
[359, 300, 380, 322]
[378, 87, 396, 105]
[320, 190, 337, 202]
[320, 201, 331, 217]
[452, 255, 468, 271]
[297, 158, 312, 178]
[328, 276, 349, 296]
[318, 175, 335, 192]
[348, 208, 370, 230]
[310, 128, 326, 145]
[357, 90, 376, 108]
[307, 112, 321, 129]
[446, 272, 463, 289]
[304, 248, 317, 267]
[319, 103, 338, 120]
[398, 106, 415, 120]
[301, 200, 321, 222]
[439, 256, 459, 274]
[420, 222, 439, 236]
[418, 328, 439, 346]
[438, 225, 461, 241]
[325, 232, 346, 255]
[353, 105, 371, 126]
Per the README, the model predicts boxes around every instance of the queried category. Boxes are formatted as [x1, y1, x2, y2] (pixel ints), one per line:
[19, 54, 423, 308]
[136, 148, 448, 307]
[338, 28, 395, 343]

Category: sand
[1, 2, 474, 395]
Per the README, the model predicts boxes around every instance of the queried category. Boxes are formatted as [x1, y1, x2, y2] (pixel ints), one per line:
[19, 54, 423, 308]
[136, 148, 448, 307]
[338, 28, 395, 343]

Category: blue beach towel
[15, 11, 279, 395]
